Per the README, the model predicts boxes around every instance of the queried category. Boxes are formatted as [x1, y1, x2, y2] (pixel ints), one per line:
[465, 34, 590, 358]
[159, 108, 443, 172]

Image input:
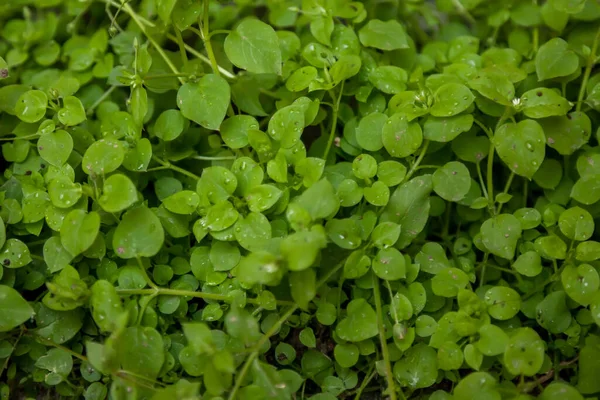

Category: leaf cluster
[0, 0, 600, 399]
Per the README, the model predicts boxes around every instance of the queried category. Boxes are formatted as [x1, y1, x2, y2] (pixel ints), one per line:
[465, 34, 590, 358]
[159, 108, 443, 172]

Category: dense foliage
[1, 0, 600, 399]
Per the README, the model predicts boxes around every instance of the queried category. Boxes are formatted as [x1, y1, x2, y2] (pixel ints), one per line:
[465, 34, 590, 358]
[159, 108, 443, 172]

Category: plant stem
[201, 0, 221, 78]
[120, 3, 184, 84]
[30, 334, 88, 362]
[476, 162, 489, 199]
[0, 134, 39, 142]
[137, 256, 157, 289]
[227, 258, 346, 400]
[479, 252, 489, 288]
[103, 0, 235, 79]
[353, 366, 376, 400]
[486, 140, 495, 214]
[87, 85, 116, 115]
[405, 140, 430, 182]
[576, 25, 600, 112]
[173, 27, 188, 68]
[323, 83, 344, 161]
[227, 306, 297, 400]
[151, 156, 200, 180]
[496, 171, 515, 214]
[116, 287, 296, 307]
[193, 155, 237, 161]
[372, 274, 397, 400]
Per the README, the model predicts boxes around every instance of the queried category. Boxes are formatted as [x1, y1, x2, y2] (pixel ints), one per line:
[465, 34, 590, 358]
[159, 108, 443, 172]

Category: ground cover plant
[1, 0, 600, 399]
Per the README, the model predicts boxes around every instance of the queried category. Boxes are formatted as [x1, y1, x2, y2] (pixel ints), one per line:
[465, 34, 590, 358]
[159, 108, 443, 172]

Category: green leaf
[381, 176, 432, 248]
[539, 111, 591, 155]
[330, 55, 362, 84]
[493, 120, 545, 179]
[0, 238, 32, 269]
[58, 96, 86, 126]
[335, 299, 378, 342]
[558, 206, 594, 241]
[476, 324, 508, 356]
[430, 83, 474, 117]
[369, 66, 408, 94]
[504, 327, 545, 376]
[60, 210, 100, 257]
[0, 285, 34, 332]
[35, 348, 73, 379]
[571, 174, 600, 205]
[291, 269, 316, 310]
[382, 114, 423, 158]
[372, 247, 406, 280]
[432, 161, 471, 201]
[393, 344, 438, 389]
[484, 286, 521, 320]
[480, 214, 522, 260]
[37, 130, 73, 167]
[16, 90, 47, 123]
[163, 191, 200, 215]
[540, 383, 583, 400]
[469, 70, 514, 106]
[453, 372, 500, 400]
[117, 326, 164, 379]
[82, 139, 125, 176]
[423, 114, 473, 142]
[536, 291, 571, 333]
[177, 74, 230, 130]
[98, 174, 138, 213]
[358, 19, 409, 51]
[224, 19, 282, 75]
[221, 115, 258, 149]
[536, 38, 579, 81]
[246, 184, 282, 213]
[154, 109, 186, 142]
[512, 251, 542, 277]
[286, 66, 318, 92]
[356, 112, 386, 152]
[90, 280, 124, 332]
[113, 206, 165, 259]
[521, 88, 571, 118]
[561, 264, 599, 305]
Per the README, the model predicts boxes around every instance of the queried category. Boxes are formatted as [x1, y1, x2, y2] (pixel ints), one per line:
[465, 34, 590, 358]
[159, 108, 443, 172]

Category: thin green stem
[120, 3, 184, 84]
[144, 73, 190, 80]
[473, 119, 493, 137]
[496, 171, 515, 214]
[173, 27, 188, 68]
[207, 29, 231, 39]
[479, 253, 489, 288]
[151, 156, 200, 180]
[405, 140, 430, 182]
[201, 0, 221, 78]
[476, 162, 489, 199]
[415, 164, 441, 171]
[0, 327, 24, 379]
[486, 140, 495, 215]
[86, 85, 116, 116]
[116, 287, 296, 307]
[576, 25, 600, 112]
[193, 155, 237, 161]
[103, 0, 235, 79]
[323, 82, 344, 161]
[372, 273, 397, 400]
[227, 258, 346, 400]
[227, 306, 297, 400]
[353, 366, 376, 400]
[0, 134, 39, 142]
[30, 334, 88, 362]
[137, 256, 157, 289]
